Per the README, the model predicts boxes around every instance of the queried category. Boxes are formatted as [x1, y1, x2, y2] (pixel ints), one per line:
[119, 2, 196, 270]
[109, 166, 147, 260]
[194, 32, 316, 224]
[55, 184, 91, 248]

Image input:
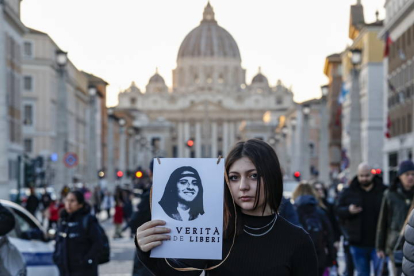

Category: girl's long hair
[223, 139, 283, 238]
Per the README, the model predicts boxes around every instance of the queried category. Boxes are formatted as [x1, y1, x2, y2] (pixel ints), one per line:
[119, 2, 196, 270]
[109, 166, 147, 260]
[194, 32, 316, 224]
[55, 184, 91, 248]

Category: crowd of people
[2, 138, 414, 276]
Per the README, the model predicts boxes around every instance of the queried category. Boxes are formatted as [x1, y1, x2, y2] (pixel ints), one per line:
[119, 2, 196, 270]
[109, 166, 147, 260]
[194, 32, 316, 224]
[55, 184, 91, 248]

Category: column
[88, 95, 97, 186]
[318, 99, 330, 184]
[211, 122, 218, 157]
[223, 121, 229, 156]
[184, 122, 190, 158]
[229, 121, 235, 149]
[195, 122, 202, 158]
[302, 114, 311, 181]
[178, 122, 184, 157]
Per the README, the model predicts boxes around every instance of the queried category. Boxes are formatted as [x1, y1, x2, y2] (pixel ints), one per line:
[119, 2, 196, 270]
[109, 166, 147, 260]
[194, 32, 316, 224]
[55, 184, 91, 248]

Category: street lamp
[349, 49, 362, 66]
[319, 85, 330, 184]
[88, 86, 98, 186]
[55, 49, 69, 191]
[303, 105, 311, 116]
[118, 118, 126, 185]
[321, 85, 329, 98]
[56, 50, 68, 68]
[302, 105, 311, 181]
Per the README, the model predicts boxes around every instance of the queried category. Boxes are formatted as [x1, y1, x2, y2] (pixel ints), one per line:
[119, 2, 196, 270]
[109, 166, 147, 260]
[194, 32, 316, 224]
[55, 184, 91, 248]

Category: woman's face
[228, 157, 271, 216]
[65, 193, 83, 214]
[400, 170, 414, 190]
[314, 184, 325, 199]
[177, 176, 199, 203]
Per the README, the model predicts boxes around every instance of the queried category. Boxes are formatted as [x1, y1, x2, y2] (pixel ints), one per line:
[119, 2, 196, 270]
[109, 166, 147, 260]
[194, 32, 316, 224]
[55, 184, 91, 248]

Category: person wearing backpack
[335, 163, 387, 276]
[292, 182, 336, 276]
[53, 191, 103, 276]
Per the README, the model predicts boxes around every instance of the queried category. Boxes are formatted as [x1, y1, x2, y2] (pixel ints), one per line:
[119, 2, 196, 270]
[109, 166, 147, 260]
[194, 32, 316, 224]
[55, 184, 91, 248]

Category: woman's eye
[229, 175, 238, 181]
[179, 180, 188, 184]
[250, 173, 258, 179]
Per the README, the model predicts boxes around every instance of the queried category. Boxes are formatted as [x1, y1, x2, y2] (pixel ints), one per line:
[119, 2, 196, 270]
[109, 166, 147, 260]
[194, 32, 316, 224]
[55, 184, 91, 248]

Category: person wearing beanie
[376, 160, 414, 275]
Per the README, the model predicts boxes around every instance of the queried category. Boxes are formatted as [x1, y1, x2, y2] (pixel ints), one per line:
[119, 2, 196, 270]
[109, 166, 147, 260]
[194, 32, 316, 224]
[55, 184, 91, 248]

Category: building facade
[116, 3, 296, 171]
[380, 0, 414, 183]
[341, 1, 385, 177]
[0, 0, 27, 199]
[21, 28, 108, 192]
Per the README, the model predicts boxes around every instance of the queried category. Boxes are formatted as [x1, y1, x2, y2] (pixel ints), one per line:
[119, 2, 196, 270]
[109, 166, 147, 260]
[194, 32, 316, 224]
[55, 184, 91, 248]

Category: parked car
[0, 199, 59, 276]
[9, 187, 57, 203]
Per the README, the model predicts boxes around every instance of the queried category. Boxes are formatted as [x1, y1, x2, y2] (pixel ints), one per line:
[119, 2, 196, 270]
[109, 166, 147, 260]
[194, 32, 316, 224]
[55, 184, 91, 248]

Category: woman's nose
[239, 177, 249, 191]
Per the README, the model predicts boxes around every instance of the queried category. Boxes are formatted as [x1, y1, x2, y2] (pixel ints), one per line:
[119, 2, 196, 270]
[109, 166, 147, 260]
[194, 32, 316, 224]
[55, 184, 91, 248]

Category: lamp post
[88, 86, 98, 187]
[289, 117, 298, 177]
[318, 85, 330, 184]
[55, 50, 68, 192]
[302, 105, 311, 181]
[348, 48, 362, 175]
[118, 118, 126, 186]
[106, 108, 115, 190]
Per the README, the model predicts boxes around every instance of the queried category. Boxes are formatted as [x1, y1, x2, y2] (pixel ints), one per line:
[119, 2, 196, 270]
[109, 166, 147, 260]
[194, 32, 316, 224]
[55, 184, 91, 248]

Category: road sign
[64, 152, 78, 168]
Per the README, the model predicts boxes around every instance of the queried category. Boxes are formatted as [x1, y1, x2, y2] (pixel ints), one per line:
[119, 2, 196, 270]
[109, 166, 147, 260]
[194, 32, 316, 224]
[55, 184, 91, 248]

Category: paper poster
[150, 158, 224, 260]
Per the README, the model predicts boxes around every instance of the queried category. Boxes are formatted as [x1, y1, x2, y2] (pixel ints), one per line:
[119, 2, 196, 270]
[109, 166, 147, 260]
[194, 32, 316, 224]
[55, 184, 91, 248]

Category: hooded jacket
[335, 176, 386, 245]
[376, 178, 413, 255]
[402, 209, 414, 276]
[295, 195, 336, 268]
[53, 204, 102, 276]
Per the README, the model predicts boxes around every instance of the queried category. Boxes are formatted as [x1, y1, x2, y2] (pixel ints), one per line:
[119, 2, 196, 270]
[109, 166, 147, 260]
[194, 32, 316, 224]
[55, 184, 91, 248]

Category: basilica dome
[177, 2, 241, 61]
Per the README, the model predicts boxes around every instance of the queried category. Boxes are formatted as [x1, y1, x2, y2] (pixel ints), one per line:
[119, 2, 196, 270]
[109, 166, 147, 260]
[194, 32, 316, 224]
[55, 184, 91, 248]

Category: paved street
[98, 213, 137, 276]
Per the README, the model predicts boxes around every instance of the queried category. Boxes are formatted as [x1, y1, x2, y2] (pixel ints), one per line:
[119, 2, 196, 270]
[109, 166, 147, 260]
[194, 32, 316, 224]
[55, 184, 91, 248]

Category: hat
[398, 160, 414, 176]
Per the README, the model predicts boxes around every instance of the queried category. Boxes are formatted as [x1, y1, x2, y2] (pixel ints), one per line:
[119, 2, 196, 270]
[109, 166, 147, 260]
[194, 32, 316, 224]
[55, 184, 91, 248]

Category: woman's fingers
[137, 220, 166, 233]
[137, 226, 171, 239]
[138, 234, 171, 248]
[140, 241, 163, 252]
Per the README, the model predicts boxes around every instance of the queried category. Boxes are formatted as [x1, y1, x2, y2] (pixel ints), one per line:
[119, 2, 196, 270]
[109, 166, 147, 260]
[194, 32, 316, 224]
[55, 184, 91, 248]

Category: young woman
[53, 191, 102, 276]
[135, 139, 318, 275]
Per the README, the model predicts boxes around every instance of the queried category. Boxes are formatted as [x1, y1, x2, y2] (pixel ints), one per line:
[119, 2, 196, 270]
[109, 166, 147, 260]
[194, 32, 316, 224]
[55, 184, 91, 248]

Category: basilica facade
[116, 3, 296, 167]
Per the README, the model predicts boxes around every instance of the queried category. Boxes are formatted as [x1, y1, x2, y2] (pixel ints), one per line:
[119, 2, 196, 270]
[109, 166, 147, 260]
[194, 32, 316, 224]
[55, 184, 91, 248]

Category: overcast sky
[20, 0, 385, 106]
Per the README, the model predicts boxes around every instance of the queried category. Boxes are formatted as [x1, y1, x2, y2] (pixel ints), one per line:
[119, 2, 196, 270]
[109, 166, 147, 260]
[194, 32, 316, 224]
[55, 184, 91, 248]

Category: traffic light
[24, 161, 35, 186]
[116, 170, 124, 179]
[186, 139, 194, 148]
[293, 171, 301, 181]
[371, 168, 382, 175]
[135, 170, 143, 179]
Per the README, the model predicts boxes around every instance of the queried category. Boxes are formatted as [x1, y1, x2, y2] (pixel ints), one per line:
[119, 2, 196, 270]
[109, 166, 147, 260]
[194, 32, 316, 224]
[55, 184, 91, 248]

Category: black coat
[403, 209, 414, 276]
[0, 203, 15, 236]
[53, 204, 102, 276]
[335, 176, 387, 245]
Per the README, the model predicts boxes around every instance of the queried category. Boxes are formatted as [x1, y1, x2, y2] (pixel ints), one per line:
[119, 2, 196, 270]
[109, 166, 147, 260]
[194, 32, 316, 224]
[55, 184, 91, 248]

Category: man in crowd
[336, 163, 387, 276]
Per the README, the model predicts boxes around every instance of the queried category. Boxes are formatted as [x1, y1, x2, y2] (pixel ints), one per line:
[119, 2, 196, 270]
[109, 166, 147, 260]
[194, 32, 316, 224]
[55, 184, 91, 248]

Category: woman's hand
[136, 220, 171, 252]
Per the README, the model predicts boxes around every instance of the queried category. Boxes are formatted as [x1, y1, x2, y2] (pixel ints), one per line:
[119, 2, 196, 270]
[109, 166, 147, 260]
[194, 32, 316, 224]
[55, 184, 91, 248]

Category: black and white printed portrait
[158, 166, 205, 221]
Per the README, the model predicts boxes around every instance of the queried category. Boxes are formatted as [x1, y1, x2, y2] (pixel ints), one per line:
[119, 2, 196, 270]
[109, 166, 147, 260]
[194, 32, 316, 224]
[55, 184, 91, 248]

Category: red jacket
[113, 205, 124, 224]
[49, 204, 59, 221]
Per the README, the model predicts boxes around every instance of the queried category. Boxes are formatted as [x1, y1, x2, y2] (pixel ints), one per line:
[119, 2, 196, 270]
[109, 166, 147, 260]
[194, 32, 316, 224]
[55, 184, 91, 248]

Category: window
[23, 41, 33, 57]
[23, 76, 32, 91]
[23, 104, 33, 125]
[24, 138, 32, 153]
[276, 97, 283, 104]
[130, 97, 136, 105]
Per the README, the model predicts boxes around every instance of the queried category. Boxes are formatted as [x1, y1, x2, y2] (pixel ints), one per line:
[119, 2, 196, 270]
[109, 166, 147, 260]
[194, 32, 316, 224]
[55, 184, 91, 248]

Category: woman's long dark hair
[224, 139, 283, 237]
[159, 166, 204, 220]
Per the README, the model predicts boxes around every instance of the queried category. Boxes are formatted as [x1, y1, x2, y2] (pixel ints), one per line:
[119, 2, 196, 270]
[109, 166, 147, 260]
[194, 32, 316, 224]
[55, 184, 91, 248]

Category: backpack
[297, 205, 325, 256]
[82, 215, 110, 265]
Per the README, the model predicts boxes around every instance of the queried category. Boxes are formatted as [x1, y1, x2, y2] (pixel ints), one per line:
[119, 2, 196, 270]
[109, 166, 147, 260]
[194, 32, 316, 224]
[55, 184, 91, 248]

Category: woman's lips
[239, 196, 253, 202]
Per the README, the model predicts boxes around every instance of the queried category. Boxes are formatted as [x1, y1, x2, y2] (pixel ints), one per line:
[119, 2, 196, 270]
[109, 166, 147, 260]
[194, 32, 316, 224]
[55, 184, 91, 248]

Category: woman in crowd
[53, 191, 102, 276]
[292, 182, 336, 276]
[402, 205, 414, 276]
[376, 160, 414, 275]
[135, 139, 318, 275]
